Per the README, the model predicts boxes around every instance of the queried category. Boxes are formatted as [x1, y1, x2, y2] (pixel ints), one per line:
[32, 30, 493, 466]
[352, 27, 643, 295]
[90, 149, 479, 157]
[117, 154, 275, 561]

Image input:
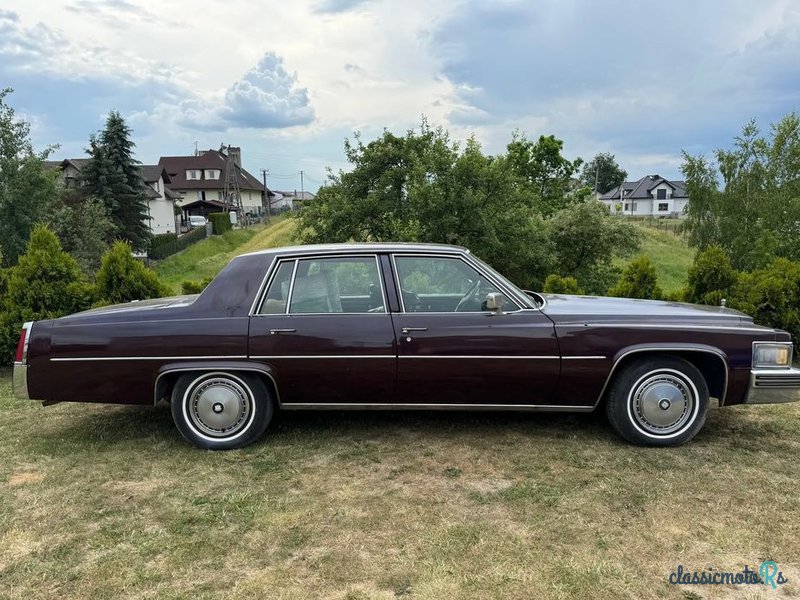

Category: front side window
[394, 256, 514, 313]
[656, 188, 667, 200]
[259, 256, 384, 314]
[658, 202, 669, 211]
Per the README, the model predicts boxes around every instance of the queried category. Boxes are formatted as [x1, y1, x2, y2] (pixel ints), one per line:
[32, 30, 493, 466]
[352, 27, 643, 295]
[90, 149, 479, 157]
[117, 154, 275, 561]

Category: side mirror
[484, 292, 506, 313]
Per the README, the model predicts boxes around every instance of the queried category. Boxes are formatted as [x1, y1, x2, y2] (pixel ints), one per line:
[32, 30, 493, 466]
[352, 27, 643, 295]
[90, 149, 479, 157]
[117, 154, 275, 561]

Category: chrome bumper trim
[12, 363, 30, 400]
[745, 367, 800, 404]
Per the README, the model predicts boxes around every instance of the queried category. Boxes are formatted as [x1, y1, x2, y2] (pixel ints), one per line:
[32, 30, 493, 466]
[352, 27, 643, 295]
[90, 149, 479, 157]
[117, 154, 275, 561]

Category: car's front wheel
[171, 371, 273, 449]
[605, 356, 709, 446]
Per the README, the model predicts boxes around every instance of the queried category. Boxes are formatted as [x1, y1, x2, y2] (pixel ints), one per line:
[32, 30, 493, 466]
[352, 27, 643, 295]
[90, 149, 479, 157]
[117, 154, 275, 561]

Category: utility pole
[299, 170, 305, 201]
[260, 168, 270, 224]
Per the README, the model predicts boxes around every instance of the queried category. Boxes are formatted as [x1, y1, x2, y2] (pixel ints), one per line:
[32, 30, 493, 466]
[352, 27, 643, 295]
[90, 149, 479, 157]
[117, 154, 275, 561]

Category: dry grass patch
[1, 371, 799, 599]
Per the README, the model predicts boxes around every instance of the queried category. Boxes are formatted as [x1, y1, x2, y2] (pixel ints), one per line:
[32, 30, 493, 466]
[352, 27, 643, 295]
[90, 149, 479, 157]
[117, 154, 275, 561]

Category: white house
[270, 190, 315, 211]
[140, 165, 180, 235]
[158, 147, 270, 218]
[599, 175, 689, 217]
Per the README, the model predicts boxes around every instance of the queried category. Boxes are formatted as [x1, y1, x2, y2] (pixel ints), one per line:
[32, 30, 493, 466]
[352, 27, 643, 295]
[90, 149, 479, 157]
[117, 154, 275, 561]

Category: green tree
[45, 189, 114, 273]
[0, 88, 58, 266]
[580, 152, 627, 194]
[681, 114, 800, 270]
[685, 245, 738, 305]
[729, 258, 800, 347]
[506, 133, 584, 216]
[0, 225, 94, 364]
[608, 255, 662, 299]
[548, 201, 640, 293]
[542, 274, 584, 295]
[95, 241, 168, 305]
[296, 122, 554, 288]
[80, 111, 151, 250]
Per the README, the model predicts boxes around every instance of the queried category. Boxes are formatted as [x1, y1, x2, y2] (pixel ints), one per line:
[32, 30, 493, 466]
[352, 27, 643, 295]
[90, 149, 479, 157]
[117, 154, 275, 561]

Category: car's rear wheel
[605, 356, 709, 446]
[170, 371, 273, 449]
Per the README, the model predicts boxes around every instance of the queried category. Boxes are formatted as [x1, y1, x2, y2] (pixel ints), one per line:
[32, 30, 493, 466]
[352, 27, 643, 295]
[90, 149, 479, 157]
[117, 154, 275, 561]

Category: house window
[205, 169, 220, 180]
[186, 169, 201, 180]
[656, 188, 667, 200]
[624, 203, 629, 211]
[658, 202, 669, 212]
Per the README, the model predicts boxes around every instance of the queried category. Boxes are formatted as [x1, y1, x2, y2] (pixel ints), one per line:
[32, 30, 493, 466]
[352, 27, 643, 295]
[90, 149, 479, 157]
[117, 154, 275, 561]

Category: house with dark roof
[158, 147, 272, 218]
[599, 175, 689, 217]
[45, 159, 179, 235]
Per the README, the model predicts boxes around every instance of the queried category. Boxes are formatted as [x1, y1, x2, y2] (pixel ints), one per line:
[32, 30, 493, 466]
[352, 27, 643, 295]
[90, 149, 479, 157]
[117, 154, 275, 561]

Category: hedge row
[208, 212, 232, 235]
[148, 226, 207, 260]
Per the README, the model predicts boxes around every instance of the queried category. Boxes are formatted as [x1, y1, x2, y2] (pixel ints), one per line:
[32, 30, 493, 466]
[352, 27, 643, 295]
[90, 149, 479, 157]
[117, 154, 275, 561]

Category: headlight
[753, 342, 793, 368]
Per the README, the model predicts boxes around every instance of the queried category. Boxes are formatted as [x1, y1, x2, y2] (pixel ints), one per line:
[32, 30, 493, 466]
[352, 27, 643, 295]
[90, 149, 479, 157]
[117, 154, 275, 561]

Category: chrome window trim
[592, 347, 729, 408]
[283, 259, 300, 314]
[390, 253, 524, 315]
[255, 254, 387, 316]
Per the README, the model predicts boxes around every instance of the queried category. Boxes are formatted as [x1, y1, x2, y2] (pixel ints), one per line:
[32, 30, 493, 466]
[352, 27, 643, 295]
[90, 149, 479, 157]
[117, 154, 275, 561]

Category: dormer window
[186, 169, 201, 180]
[205, 169, 221, 180]
[656, 189, 667, 200]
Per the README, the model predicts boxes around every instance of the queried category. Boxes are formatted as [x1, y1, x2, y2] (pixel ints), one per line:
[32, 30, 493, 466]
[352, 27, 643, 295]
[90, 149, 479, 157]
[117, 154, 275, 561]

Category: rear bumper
[12, 363, 29, 400]
[745, 367, 800, 404]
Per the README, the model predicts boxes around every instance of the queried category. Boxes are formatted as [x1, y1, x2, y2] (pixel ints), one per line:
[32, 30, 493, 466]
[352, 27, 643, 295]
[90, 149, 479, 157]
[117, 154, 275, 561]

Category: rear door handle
[401, 327, 428, 334]
[269, 328, 296, 335]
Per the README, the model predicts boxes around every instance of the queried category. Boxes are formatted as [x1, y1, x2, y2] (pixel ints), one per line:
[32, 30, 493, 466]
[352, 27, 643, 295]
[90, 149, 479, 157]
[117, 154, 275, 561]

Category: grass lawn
[155, 218, 297, 294]
[615, 225, 696, 295]
[2, 370, 799, 599]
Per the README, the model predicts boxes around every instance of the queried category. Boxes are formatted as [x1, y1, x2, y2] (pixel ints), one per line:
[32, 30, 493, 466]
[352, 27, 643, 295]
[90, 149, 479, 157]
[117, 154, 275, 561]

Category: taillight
[14, 322, 32, 364]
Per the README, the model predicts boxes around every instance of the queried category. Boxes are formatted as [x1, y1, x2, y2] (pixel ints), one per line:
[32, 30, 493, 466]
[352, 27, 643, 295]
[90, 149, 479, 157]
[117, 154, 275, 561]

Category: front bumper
[745, 367, 800, 404]
[12, 363, 29, 400]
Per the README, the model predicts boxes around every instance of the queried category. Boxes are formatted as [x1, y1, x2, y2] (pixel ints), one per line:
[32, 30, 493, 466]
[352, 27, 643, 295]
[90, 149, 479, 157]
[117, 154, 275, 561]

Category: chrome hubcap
[188, 377, 251, 438]
[632, 373, 695, 435]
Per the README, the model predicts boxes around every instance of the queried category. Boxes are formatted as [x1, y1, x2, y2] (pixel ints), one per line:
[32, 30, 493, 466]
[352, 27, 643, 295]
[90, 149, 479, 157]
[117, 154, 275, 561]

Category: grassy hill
[155, 218, 297, 294]
[615, 224, 695, 294]
[155, 217, 694, 297]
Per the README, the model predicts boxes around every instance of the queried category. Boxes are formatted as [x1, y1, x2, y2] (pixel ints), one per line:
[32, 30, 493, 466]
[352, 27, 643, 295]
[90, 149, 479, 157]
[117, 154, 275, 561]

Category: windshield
[467, 253, 537, 309]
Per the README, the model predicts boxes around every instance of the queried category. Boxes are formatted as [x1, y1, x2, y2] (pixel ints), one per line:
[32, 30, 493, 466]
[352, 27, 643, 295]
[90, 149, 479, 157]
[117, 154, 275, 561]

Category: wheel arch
[154, 361, 281, 407]
[595, 345, 729, 408]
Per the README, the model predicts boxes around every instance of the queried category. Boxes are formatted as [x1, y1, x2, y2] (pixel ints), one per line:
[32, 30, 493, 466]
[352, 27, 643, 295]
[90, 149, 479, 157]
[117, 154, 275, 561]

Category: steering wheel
[455, 279, 482, 312]
[401, 289, 422, 311]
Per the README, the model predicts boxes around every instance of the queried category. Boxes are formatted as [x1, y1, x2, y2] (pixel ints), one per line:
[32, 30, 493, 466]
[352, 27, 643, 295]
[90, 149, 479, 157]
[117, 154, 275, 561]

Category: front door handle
[269, 328, 296, 335]
[401, 327, 428, 334]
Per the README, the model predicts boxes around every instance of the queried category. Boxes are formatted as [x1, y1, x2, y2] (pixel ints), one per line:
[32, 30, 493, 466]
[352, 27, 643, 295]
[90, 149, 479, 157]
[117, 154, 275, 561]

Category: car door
[248, 254, 397, 406]
[391, 254, 560, 406]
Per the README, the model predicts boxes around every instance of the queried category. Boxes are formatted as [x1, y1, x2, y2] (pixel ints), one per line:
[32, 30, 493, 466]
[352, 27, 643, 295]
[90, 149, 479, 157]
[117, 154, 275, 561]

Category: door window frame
[390, 253, 523, 314]
[252, 254, 388, 316]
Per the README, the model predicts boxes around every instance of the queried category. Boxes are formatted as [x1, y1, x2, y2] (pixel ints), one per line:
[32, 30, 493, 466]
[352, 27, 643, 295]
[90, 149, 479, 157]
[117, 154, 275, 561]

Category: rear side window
[257, 256, 385, 314]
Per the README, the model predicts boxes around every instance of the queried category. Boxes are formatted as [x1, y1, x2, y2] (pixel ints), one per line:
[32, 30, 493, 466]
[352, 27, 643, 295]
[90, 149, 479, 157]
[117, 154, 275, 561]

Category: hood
[541, 294, 753, 325]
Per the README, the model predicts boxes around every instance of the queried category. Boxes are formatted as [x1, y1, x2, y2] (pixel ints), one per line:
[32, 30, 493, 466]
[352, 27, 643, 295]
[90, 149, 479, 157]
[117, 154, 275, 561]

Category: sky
[2, 0, 799, 192]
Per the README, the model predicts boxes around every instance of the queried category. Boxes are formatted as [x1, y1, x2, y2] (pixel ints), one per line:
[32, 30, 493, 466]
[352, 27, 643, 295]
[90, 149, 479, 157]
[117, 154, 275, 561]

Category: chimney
[227, 146, 241, 167]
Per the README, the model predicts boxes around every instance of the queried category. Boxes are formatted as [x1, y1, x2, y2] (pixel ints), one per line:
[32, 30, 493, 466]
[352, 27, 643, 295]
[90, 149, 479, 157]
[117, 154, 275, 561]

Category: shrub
[728, 258, 800, 347]
[542, 274, 584, 295]
[149, 227, 207, 260]
[208, 212, 232, 235]
[96, 241, 169, 305]
[608, 255, 662, 299]
[0, 225, 94, 364]
[181, 275, 214, 294]
[685, 245, 738, 305]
